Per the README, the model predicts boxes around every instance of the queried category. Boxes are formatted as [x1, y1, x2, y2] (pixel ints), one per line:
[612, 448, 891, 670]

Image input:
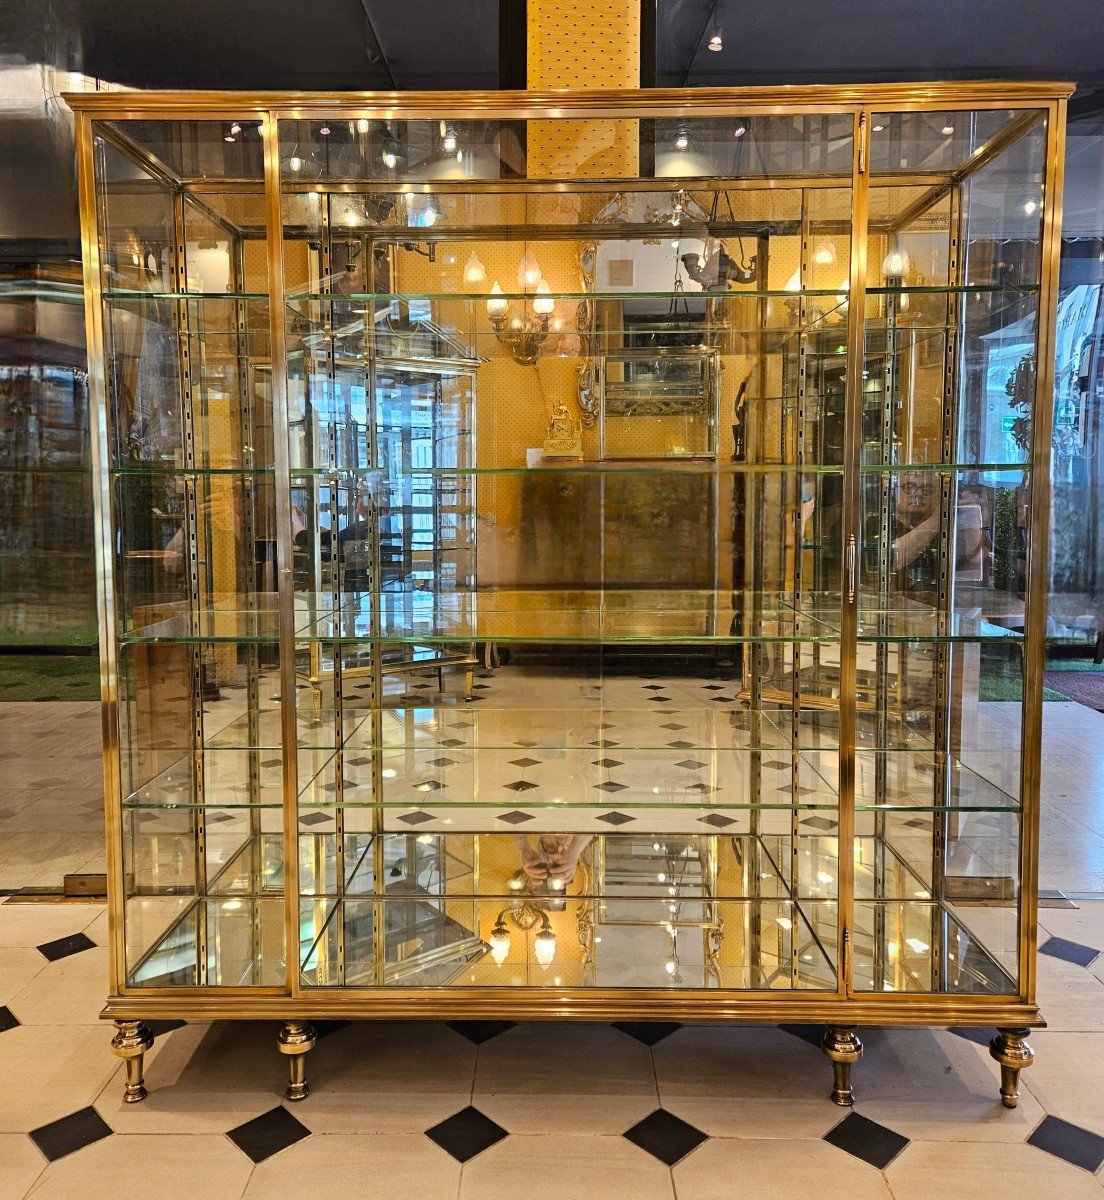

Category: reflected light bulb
[357, 118, 370, 134]
[812, 237, 837, 268]
[518, 248, 542, 290]
[665, 958, 678, 975]
[784, 267, 801, 293]
[442, 124, 458, 153]
[533, 279, 555, 316]
[489, 926, 511, 965]
[288, 155, 303, 173]
[487, 281, 509, 318]
[708, 33, 723, 51]
[881, 241, 911, 278]
[674, 129, 690, 151]
[463, 252, 486, 287]
[534, 928, 556, 967]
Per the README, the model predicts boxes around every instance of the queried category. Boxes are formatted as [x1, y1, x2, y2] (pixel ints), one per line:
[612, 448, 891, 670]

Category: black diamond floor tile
[425, 1105, 508, 1163]
[509, 757, 541, 768]
[497, 810, 536, 824]
[1040, 935, 1100, 967]
[660, 723, 688, 731]
[824, 1112, 909, 1170]
[299, 811, 330, 827]
[314, 1020, 352, 1039]
[643, 684, 666, 691]
[36, 932, 96, 962]
[1028, 1115, 1104, 1172]
[228, 1106, 311, 1164]
[146, 1019, 187, 1038]
[593, 758, 624, 768]
[440, 738, 466, 748]
[416, 780, 446, 791]
[623, 1108, 707, 1166]
[397, 811, 435, 826]
[667, 740, 696, 749]
[675, 759, 707, 770]
[30, 1107, 113, 1162]
[428, 757, 458, 767]
[0, 1005, 20, 1033]
[613, 1021, 681, 1046]
[598, 781, 628, 792]
[801, 815, 838, 831]
[597, 811, 635, 825]
[698, 813, 735, 827]
[946, 1026, 994, 1047]
[777, 1023, 823, 1047]
[447, 1020, 516, 1045]
[647, 696, 672, 703]
[504, 780, 539, 792]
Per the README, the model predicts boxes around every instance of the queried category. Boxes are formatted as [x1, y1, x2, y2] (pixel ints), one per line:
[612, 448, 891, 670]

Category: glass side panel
[853, 108, 1048, 996]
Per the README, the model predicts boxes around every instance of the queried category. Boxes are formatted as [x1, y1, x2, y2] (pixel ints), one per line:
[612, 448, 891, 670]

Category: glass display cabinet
[68, 83, 1069, 1109]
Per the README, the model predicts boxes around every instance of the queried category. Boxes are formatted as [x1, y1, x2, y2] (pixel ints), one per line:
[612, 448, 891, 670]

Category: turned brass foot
[821, 1026, 863, 1106]
[278, 1020, 317, 1102]
[989, 1027, 1034, 1109]
[111, 1020, 154, 1103]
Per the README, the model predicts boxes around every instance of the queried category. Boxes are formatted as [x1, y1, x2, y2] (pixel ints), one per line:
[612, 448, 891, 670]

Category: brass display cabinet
[68, 84, 1069, 1108]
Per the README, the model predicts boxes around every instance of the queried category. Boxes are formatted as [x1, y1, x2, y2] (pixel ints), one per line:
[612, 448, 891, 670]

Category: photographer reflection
[890, 476, 987, 591]
[512, 833, 593, 890]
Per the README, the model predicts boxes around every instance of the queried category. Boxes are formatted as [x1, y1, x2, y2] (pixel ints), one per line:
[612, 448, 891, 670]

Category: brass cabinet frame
[69, 84, 1070, 1100]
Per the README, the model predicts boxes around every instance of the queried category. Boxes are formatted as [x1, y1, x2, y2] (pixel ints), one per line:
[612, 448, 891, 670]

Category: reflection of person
[513, 834, 592, 887]
[892, 477, 986, 583]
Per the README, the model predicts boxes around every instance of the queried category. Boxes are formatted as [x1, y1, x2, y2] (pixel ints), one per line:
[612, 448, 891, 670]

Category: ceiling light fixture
[674, 127, 690, 151]
[733, 124, 746, 138]
[708, 33, 722, 51]
[462, 252, 486, 286]
[941, 124, 955, 136]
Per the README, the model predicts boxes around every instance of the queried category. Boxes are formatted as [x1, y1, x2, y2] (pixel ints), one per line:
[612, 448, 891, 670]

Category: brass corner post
[989, 1028, 1035, 1109]
[111, 1020, 154, 1103]
[278, 1020, 318, 1101]
[822, 1026, 863, 1106]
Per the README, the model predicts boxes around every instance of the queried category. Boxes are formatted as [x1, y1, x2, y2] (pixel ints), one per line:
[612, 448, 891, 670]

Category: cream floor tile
[885, 1140, 1104, 1200]
[293, 1023, 476, 1135]
[242, 1134, 460, 1200]
[0, 902, 101, 948]
[7, 944, 109, 1026]
[0, 948, 47, 1005]
[472, 1023, 658, 1134]
[0, 1024, 120, 1132]
[850, 1028, 1044, 1143]
[24, 1134, 252, 1200]
[672, 1136, 893, 1199]
[652, 1025, 842, 1139]
[1023, 1031, 1104, 1139]
[0, 1133, 46, 1200]
[458, 1134, 675, 1200]
[1034, 954, 1104, 1032]
[94, 1022, 288, 1134]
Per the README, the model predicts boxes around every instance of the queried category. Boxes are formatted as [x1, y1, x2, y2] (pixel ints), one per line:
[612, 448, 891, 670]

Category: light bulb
[357, 118, 370, 134]
[229, 122, 242, 136]
[382, 149, 397, 169]
[533, 279, 555, 316]
[442, 124, 458, 153]
[674, 129, 690, 151]
[812, 237, 837, 268]
[518, 248, 542, 290]
[708, 33, 723, 51]
[733, 124, 746, 138]
[344, 209, 360, 227]
[784, 267, 801, 293]
[881, 241, 911, 279]
[665, 958, 678, 975]
[463, 252, 486, 287]
[487, 280, 509, 318]
[1024, 199, 1038, 215]
[319, 124, 331, 136]
[489, 926, 511, 965]
[534, 928, 556, 967]
[288, 155, 303, 173]
[941, 124, 955, 136]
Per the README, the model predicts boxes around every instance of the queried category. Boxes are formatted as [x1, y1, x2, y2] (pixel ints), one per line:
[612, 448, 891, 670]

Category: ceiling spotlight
[733, 124, 746, 138]
[872, 123, 884, 132]
[941, 124, 955, 136]
[674, 127, 690, 151]
[708, 33, 723, 51]
[319, 124, 331, 136]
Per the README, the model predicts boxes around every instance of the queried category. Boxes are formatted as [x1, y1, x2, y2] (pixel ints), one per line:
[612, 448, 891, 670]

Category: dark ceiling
[5, 0, 1104, 93]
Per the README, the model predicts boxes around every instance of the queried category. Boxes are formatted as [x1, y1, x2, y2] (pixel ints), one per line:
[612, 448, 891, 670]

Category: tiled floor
[2, 897, 1104, 1197]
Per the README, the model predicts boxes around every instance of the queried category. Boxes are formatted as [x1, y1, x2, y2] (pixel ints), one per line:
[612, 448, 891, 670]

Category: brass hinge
[846, 534, 857, 603]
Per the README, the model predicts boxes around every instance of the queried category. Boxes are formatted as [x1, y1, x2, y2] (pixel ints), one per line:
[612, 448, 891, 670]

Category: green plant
[993, 486, 1018, 593]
